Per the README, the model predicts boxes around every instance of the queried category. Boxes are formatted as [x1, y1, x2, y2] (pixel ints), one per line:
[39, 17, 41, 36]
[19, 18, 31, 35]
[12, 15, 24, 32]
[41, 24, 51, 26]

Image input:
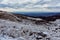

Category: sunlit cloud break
[0, 0, 60, 12]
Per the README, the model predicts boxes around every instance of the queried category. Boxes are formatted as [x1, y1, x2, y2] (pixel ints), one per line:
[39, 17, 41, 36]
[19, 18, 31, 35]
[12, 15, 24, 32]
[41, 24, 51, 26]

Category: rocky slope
[0, 11, 60, 40]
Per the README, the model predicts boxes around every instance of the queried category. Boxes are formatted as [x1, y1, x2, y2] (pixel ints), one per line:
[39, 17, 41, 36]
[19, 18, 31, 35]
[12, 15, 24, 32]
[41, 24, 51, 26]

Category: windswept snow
[0, 18, 60, 40]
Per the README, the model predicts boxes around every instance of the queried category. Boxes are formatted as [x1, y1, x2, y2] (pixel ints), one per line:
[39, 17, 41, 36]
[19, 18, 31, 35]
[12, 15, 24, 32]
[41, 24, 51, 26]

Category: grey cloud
[0, 0, 60, 9]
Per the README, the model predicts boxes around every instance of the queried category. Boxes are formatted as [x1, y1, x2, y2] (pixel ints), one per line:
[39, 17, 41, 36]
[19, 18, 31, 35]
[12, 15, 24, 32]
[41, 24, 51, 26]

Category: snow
[0, 19, 60, 40]
[27, 17, 42, 20]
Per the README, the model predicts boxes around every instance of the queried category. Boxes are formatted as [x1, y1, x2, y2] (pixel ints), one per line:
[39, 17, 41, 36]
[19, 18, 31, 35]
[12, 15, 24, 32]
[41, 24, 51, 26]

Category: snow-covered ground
[0, 18, 60, 40]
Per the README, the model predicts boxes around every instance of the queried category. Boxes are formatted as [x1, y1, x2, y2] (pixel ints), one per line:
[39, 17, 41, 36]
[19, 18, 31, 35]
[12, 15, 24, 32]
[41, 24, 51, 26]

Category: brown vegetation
[0, 11, 21, 22]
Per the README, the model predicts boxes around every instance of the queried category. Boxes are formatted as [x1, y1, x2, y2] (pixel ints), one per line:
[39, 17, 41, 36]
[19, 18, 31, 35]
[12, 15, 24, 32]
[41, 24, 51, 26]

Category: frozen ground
[0, 18, 60, 40]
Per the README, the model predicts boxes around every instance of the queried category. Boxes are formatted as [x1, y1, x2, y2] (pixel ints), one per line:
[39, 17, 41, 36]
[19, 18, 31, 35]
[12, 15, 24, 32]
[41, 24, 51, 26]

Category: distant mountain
[13, 12, 60, 21]
[13, 12, 60, 17]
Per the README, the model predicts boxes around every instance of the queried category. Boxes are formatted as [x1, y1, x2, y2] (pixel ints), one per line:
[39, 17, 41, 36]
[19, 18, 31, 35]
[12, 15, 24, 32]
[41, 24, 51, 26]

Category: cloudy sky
[0, 0, 60, 12]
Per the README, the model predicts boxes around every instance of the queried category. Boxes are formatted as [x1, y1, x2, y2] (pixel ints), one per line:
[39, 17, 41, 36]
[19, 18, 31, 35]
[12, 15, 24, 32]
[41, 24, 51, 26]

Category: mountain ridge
[0, 10, 60, 22]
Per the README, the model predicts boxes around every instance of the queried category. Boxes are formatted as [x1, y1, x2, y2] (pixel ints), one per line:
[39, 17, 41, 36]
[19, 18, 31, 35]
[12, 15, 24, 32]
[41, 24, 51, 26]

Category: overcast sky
[0, 0, 60, 12]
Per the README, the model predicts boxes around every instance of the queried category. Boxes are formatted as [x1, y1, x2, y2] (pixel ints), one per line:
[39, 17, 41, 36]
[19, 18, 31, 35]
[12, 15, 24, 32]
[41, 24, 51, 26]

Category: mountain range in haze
[14, 12, 60, 21]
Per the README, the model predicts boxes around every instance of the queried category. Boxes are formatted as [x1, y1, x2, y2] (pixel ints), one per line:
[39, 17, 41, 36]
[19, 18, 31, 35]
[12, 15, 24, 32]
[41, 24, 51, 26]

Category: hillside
[0, 11, 60, 40]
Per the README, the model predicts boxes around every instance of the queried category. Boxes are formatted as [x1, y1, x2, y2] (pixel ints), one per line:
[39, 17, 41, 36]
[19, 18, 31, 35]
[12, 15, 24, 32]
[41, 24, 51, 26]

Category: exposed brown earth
[0, 11, 21, 22]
